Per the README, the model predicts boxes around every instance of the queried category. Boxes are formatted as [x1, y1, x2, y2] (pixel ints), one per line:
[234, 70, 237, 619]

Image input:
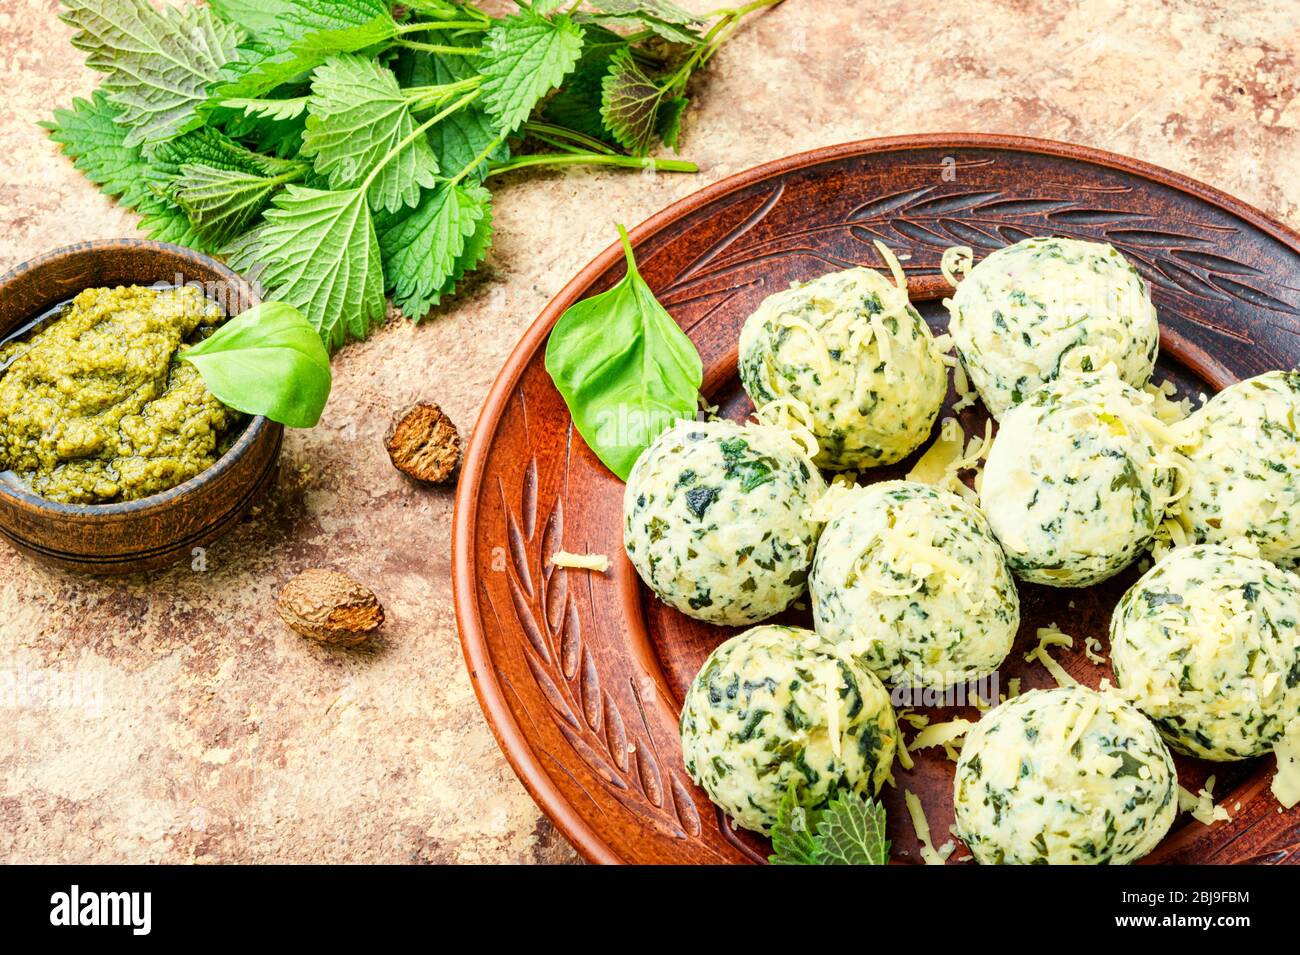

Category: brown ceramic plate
[452, 134, 1300, 864]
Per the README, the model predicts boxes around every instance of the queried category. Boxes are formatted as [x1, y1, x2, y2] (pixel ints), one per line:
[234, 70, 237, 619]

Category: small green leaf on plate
[768, 784, 823, 866]
[544, 224, 701, 480]
[814, 789, 890, 865]
[768, 785, 891, 865]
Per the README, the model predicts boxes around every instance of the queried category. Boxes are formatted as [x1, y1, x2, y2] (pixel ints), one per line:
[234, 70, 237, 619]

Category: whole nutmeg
[276, 569, 385, 646]
[385, 401, 461, 484]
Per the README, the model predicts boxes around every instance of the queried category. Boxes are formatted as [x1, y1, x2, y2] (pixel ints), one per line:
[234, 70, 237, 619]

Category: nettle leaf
[544, 226, 701, 480]
[403, 0, 462, 15]
[151, 126, 303, 178]
[540, 25, 626, 142]
[43, 92, 163, 216]
[171, 162, 308, 246]
[450, 204, 495, 295]
[578, 13, 703, 46]
[768, 787, 822, 866]
[153, 126, 307, 242]
[42, 92, 210, 249]
[656, 94, 688, 150]
[61, 0, 241, 147]
[207, 0, 286, 39]
[214, 96, 311, 159]
[480, 10, 585, 135]
[426, 97, 508, 182]
[589, 0, 701, 24]
[210, 0, 397, 103]
[301, 54, 439, 212]
[768, 786, 890, 865]
[390, 198, 494, 319]
[218, 102, 309, 159]
[233, 184, 387, 351]
[377, 182, 491, 320]
[393, 40, 508, 181]
[222, 96, 311, 122]
[600, 47, 675, 156]
[814, 791, 890, 865]
[183, 302, 332, 428]
[581, 0, 704, 45]
[291, 15, 399, 62]
[135, 206, 211, 249]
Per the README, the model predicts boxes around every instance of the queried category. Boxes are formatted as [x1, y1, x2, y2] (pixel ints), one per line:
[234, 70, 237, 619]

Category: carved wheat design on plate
[657, 183, 1300, 342]
[494, 426, 703, 842]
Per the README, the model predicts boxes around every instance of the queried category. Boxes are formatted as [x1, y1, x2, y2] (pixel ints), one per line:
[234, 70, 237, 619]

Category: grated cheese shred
[895, 726, 915, 771]
[1179, 776, 1231, 825]
[774, 313, 834, 376]
[898, 709, 930, 730]
[952, 361, 978, 412]
[940, 245, 974, 287]
[550, 551, 610, 572]
[1024, 624, 1078, 687]
[904, 789, 955, 865]
[1083, 636, 1107, 665]
[1272, 719, 1300, 809]
[752, 396, 822, 463]
[910, 718, 973, 751]
[905, 417, 992, 506]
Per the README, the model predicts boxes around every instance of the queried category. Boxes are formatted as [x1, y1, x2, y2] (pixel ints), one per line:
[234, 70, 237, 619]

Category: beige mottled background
[0, 0, 1296, 863]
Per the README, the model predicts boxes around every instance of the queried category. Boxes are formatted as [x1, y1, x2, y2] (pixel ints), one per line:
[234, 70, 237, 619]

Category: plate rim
[452, 132, 1300, 865]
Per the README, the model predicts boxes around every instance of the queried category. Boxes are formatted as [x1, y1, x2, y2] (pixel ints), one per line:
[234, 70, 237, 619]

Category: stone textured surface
[0, 0, 1296, 864]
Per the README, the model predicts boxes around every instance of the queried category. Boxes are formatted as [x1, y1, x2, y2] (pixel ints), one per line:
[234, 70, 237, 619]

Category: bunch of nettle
[47, 0, 780, 351]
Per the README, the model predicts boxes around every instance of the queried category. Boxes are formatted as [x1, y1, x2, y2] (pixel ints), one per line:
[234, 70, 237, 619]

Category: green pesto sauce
[0, 284, 242, 504]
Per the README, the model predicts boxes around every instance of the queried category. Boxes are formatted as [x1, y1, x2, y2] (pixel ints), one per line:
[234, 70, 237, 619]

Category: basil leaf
[544, 225, 702, 480]
[182, 301, 332, 428]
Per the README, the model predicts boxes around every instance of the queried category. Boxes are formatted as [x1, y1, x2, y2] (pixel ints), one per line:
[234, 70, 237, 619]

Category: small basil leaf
[544, 225, 702, 480]
[182, 301, 332, 428]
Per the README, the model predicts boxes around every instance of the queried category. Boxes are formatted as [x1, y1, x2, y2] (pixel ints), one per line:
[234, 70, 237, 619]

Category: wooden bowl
[0, 239, 283, 575]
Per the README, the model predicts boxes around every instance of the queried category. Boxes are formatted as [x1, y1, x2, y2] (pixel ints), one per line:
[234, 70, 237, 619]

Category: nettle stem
[702, 0, 786, 19]
[664, 0, 785, 89]
[420, 1, 492, 23]
[405, 77, 482, 112]
[485, 152, 698, 178]
[394, 20, 488, 33]
[271, 165, 310, 187]
[395, 40, 483, 55]
[522, 121, 616, 156]
[449, 133, 509, 187]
